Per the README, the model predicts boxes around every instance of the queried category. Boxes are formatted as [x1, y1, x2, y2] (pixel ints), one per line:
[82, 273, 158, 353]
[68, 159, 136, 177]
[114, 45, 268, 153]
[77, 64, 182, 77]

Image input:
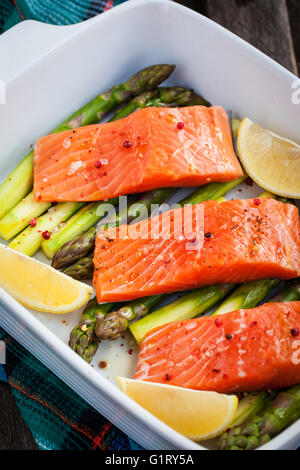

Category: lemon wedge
[117, 377, 238, 441]
[0, 243, 93, 313]
[237, 118, 300, 199]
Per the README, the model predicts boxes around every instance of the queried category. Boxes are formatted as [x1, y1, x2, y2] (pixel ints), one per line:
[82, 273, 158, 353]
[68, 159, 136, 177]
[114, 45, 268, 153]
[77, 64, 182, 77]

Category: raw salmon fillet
[93, 198, 300, 302]
[33, 106, 243, 202]
[134, 301, 300, 393]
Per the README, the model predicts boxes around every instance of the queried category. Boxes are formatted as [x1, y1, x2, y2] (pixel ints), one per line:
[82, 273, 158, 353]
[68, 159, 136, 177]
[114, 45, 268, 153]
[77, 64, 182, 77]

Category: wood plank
[173, 0, 207, 14]
[286, 0, 300, 74]
[205, 0, 298, 75]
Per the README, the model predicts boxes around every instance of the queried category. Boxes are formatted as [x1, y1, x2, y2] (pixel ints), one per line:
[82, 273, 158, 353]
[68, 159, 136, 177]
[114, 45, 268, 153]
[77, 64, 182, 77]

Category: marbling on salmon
[33, 106, 243, 202]
[134, 301, 300, 393]
[93, 198, 300, 302]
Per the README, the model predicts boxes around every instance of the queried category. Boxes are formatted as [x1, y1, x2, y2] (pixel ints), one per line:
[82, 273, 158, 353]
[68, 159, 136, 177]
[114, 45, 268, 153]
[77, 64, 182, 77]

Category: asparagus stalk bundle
[97, 285, 234, 344]
[8, 202, 84, 256]
[69, 295, 167, 360]
[69, 300, 115, 363]
[129, 284, 234, 345]
[0, 64, 175, 221]
[110, 86, 210, 121]
[95, 295, 166, 341]
[63, 255, 94, 281]
[218, 385, 300, 450]
[0, 193, 51, 240]
[211, 279, 280, 317]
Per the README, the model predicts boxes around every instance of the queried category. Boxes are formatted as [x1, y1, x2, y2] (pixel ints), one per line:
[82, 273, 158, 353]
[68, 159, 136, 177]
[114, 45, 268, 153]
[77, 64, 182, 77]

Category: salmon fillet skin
[134, 301, 300, 393]
[93, 198, 300, 302]
[33, 106, 243, 202]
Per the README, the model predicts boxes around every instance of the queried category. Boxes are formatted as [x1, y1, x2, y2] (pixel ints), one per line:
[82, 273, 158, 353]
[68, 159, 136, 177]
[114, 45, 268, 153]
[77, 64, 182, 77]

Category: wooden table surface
[1, 0, 299, 451]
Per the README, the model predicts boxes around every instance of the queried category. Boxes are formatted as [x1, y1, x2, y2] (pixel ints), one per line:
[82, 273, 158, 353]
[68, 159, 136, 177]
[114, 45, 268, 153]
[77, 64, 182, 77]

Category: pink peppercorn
[177, 122, 184, 129]
[253, 199, 261, 206]
[94, 160, 102, 169]
[123, 140, 132, 148]
[42, 230, 50, 240]
[215, 318, 222, 327]
[291, 328, 299, 337]
[29, 217, 37, 227]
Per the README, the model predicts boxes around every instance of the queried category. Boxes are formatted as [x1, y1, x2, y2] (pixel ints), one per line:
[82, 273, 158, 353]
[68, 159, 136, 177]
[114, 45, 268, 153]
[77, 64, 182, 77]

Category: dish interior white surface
[0, 0, 299, 450]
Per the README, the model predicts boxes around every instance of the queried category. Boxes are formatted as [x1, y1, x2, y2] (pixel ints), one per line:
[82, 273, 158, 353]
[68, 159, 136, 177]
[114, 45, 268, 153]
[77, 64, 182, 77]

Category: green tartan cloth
[0, 0, 142, 451]
[0, 333, 141, 450]
[0, 0, 126, 33]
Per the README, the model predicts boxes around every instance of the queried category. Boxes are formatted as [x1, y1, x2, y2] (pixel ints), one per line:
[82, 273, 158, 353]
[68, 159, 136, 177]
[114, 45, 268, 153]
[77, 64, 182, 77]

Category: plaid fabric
[0, 0, 143, 451]
[0, 0, 126, 33]
[0, 329, 142, 450]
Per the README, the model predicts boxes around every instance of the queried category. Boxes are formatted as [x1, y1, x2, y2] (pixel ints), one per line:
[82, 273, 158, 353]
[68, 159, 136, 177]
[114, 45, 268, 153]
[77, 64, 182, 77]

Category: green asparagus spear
[0, 64, 175, 220]
[230, 392, 274, 429]
[154, 86, 210, 107]
[218, 385, 300, 450]
[8, 202, 83, 256]
[52, 228, 96, 270]
[69, 299, 114, 363]
[110, 90, 156, 120]
[0, 192, 51, 240]
[211, 279, 280, 316]
[63, 254, 94, 280]
[130, 284, 234, 345]
[95, 295, 166, 341]
[270, 281, 300, 302]
[0, 152, 35, 221]
[41, 199, 118, 259]
[179, 176, 247, 206]
[110, 86, 210, 121]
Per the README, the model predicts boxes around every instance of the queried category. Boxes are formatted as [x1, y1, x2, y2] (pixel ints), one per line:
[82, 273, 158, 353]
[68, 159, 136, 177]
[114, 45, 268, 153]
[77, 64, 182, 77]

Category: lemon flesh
[0, 243, 93, 313]
[117, 377, 238, 441]
[238, 118, 300, 199]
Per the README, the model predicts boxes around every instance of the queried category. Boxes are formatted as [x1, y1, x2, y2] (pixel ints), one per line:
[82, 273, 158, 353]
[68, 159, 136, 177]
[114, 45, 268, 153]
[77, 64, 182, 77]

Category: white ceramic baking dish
[0, 0, 299, 450]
